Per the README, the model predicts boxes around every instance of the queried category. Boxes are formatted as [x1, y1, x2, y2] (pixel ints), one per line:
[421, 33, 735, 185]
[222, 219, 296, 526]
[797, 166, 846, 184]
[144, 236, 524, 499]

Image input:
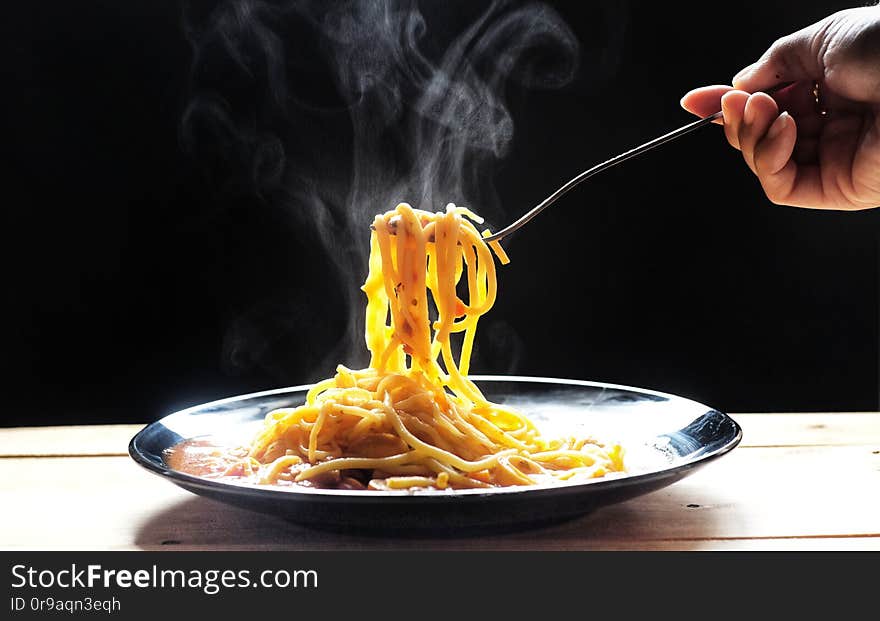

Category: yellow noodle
[230, 202, 624, 490]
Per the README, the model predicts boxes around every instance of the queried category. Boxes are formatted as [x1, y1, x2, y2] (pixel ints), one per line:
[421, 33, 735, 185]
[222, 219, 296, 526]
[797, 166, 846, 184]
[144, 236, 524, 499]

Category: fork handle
[484, 83, 792, 243]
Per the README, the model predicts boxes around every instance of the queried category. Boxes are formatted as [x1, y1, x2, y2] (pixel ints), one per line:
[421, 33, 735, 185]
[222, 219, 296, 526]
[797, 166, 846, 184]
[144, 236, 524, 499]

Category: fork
[480, 81, 794, 243]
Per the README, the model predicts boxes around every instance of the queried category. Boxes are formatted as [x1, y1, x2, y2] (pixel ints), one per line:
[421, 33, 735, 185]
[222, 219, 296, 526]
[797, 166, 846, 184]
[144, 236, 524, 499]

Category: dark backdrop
[4, 0, 879, 427]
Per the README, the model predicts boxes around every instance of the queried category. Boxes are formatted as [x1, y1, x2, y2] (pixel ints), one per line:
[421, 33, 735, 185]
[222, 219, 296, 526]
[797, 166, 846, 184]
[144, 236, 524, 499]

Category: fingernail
[679, 87, 701, 110]
[743, 97, 757, 125]
[767, 112, 790, 140]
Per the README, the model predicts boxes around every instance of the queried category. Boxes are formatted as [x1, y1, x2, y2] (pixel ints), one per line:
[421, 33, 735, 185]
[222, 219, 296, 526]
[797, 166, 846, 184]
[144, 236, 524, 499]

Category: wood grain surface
[2, 415, 878, 550]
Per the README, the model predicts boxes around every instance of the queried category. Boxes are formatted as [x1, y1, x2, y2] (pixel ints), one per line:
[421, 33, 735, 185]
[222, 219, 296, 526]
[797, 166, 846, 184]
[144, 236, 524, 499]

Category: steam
[181, 0, 581, 381]
[321, 0, 580, 223]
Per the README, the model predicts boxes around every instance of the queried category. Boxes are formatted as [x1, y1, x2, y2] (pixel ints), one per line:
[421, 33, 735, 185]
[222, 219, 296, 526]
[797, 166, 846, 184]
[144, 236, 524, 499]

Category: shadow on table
[134, 483, 738, 551]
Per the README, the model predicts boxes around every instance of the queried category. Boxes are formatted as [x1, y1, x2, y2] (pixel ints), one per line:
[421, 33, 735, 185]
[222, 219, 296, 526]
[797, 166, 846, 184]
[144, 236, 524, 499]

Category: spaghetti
[180, 203, 624, 491]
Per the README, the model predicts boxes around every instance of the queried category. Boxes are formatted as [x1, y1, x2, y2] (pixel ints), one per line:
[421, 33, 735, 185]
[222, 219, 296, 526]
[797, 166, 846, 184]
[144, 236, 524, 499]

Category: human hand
[681, 6, 880, 210]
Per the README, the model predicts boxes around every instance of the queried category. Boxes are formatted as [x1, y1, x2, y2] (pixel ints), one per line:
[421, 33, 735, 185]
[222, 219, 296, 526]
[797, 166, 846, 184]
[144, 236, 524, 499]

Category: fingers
[685, 88, 809, 204]
[680, 85, 733, 123]
[715, 90, 817, 207]
[681, 86, 805, 194]
[732, 97, 825, 208]
[752, 111, 800, 203]
[720, 90, 749, 150]
[738, 92, 782, 172]
[749, 115, 859, 210]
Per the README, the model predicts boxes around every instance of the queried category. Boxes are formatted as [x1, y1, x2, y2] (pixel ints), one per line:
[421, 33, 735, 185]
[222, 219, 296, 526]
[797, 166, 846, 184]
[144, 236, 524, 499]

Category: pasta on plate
[167, 203, 625, 491]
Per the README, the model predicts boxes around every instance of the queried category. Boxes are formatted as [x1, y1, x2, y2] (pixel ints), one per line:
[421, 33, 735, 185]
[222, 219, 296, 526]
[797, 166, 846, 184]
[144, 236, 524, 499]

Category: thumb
[732, 19, 826, 92]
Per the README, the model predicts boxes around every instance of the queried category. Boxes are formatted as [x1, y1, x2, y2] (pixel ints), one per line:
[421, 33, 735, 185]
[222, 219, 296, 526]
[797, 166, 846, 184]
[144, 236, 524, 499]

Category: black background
[4, 0, 879, 427]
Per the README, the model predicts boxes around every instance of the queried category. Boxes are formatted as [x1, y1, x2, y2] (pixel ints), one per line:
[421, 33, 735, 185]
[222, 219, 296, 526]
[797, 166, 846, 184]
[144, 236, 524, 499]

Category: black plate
[129, 376, 741, 533]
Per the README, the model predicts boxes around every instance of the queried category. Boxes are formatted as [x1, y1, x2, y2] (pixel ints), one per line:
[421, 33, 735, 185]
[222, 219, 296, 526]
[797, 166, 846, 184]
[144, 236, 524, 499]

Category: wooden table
[2, 414, 878, 550]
